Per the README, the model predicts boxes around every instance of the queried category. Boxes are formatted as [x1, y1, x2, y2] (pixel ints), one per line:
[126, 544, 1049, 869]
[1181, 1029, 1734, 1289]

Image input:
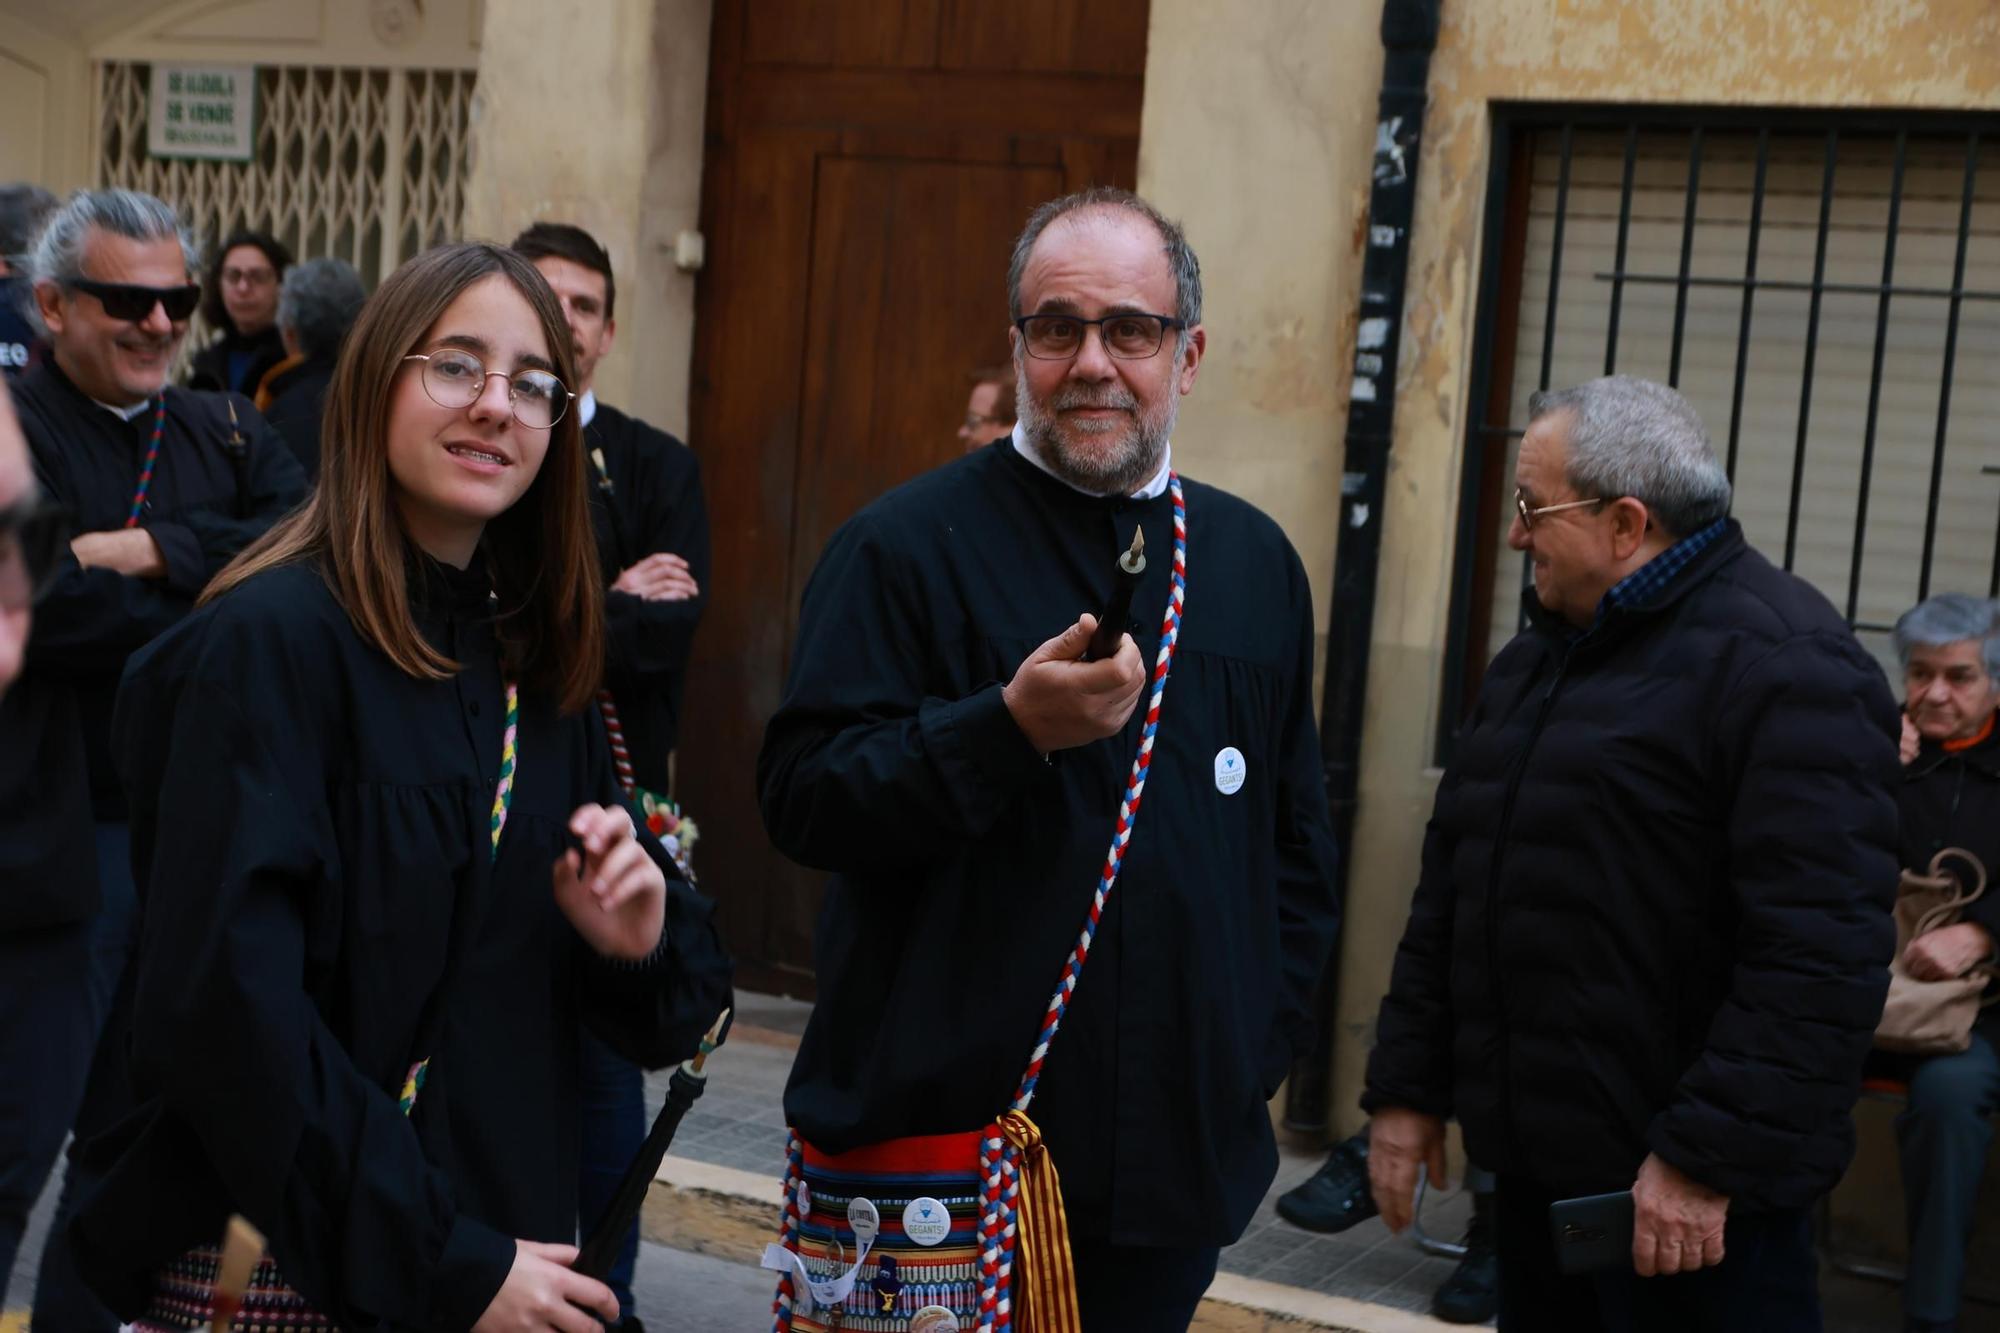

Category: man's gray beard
[1015, 362, 1176, 497]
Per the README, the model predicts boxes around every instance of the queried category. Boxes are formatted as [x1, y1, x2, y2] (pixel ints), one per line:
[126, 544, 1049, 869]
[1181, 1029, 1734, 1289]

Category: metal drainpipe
[1283, 0, 1443, 1136]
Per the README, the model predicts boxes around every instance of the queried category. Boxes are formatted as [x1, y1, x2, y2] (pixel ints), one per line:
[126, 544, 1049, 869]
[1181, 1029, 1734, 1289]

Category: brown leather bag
[1876, 848, 1999, 1055]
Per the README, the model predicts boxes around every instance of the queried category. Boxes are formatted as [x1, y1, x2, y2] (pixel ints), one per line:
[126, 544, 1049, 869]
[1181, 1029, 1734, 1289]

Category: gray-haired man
[1364, 376, 1900, 1331]
[7, 187, 305, 1328]
[262, 255, 366, 480]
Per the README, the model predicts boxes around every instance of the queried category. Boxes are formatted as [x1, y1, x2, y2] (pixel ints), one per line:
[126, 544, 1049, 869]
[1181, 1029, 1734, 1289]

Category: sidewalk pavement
[1, 987, 1944, 1330]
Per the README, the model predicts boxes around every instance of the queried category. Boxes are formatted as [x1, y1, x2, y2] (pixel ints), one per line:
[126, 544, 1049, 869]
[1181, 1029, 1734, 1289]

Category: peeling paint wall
[462, 0, 710, 434]
[1330, 0, 2000, 1138]
[1136, 0, 1384, 667]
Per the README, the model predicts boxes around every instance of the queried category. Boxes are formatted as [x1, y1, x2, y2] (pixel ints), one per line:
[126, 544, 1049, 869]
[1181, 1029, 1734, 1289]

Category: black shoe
[1431, 1193, 1497, 1325]
[1275, 1132, 1379, 1234]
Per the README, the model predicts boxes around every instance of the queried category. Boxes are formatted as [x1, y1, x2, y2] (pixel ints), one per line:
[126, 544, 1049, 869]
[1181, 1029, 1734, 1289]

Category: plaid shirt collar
[1591, 517, 1729, 625]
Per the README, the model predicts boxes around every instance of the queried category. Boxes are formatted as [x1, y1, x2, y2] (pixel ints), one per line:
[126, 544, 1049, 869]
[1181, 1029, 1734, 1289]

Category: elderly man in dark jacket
[1364, 376, 1901, 1332]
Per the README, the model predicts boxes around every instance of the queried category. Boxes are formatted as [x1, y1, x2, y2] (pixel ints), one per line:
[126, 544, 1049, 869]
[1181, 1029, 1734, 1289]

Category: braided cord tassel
[596, 688, 638, 797]
[770, 1133, 806, 1332]
[490, 682, 519, 855]
[1010, 474, 1186, 1116]
[124, 398, 168, 528]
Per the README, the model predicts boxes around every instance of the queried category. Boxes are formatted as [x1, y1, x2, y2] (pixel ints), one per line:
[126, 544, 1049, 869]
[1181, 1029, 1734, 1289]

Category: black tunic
[586, 400, 710, 792]
[261, 353, 336, 483]
[71, 557, 735, 1329]
[758, 441, 1341, 1247]
[188, 325, 287, 396]
[4, 362, 305, 930]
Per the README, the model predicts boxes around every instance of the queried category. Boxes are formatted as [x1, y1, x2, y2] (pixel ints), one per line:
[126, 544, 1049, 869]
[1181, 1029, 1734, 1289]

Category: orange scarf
[1944, 711, 1997, 754]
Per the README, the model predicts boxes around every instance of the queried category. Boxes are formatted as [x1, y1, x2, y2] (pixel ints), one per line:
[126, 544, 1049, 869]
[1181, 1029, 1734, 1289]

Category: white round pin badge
[847, 1195, 881, 1243]
[1214, 746, 1246, 795]
[902, 1196, 951, 1246]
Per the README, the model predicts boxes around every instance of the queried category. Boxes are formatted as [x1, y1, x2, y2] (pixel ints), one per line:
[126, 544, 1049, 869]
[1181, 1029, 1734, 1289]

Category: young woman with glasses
[68, 243, 732, 1333]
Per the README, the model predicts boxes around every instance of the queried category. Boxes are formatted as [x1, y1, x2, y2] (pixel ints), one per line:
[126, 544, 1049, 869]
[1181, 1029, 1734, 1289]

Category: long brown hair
[207, 242, 604, 712]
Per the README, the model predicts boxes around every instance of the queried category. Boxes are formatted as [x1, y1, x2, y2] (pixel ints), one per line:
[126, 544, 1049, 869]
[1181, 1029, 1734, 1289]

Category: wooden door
[681, 0, 1147, 994]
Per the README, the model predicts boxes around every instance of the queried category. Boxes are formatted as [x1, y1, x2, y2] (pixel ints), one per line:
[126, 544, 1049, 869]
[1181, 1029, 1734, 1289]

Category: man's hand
[1001, 614, 1146, 754]
[612, 552, 699, 602]
[472, 1240, 618, 1333]
[1367, 1107, 1447, 1234]
[71, 528, 165, 579]
[1631, 1153, 1727, 1277]
[1901, 712, 1921, 765]
[1904, 920, 1995, 981]
[552, 803, 665, 960]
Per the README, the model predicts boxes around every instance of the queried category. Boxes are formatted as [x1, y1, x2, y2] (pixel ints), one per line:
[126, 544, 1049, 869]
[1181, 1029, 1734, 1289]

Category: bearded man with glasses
[759, 188, 1341, 1331]
[5, 188, 305, 1330]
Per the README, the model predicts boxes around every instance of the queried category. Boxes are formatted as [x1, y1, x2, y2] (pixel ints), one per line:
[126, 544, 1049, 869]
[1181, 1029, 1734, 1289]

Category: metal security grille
[1440, 107, 2000, 758]
[97, 62, 475, 291]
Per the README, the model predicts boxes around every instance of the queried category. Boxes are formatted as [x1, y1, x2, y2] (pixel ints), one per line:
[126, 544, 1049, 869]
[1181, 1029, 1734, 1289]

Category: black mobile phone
[1548, 1190, 1635, 1275]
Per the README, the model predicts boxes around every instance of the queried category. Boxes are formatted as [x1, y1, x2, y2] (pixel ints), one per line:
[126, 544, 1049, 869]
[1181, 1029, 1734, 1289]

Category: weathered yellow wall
[462, 0, 709, 437]
[1136, 0, 1383, 657]
[1331, 0, 2000, 1136]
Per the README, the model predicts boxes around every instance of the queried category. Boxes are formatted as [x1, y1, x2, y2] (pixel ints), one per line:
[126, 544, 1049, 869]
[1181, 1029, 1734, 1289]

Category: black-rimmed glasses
[403, 350, 574, 429]
[66, 278, 201, 323]
[0, 498, 70, 612]
[1014, 312, 1184, 361]
[1514, 488, 1608, 532]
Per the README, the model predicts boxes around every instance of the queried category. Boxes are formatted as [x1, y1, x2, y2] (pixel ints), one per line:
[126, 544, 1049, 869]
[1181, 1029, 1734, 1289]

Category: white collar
[578, 388, 598, 428]
[94, 395, 153, 422]
[1009, 420, 1171, 500]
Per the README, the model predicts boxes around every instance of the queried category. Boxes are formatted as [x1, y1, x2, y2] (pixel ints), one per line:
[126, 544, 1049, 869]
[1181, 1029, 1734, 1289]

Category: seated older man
[1890, 592, 2000, 1333]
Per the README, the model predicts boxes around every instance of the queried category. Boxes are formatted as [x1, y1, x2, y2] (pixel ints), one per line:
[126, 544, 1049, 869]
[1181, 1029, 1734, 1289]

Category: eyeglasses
[1514, 488, 1608, 532]
[220, 267, 276, 288]
[963, 411, 1011, 432]
[0, 498, 70, 612]
[66, 278, 202, 323]
[1014, 312, 1184, 361]
[403, 350, 574, 429]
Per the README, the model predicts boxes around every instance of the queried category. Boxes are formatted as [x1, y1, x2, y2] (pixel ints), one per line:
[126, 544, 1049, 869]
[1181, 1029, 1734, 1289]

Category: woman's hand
[472, 1240, 618, 1333]
[1904, 921, 1995, 981]
[553, 803, 665, 960]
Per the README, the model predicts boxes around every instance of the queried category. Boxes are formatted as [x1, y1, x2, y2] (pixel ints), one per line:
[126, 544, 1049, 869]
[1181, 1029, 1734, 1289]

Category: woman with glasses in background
[187, 229, 291, 396]
[67, 243, 732, 1333]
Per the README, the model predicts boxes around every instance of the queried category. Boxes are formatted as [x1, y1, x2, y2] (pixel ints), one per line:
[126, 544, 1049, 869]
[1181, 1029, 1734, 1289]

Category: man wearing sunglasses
[5, 188, 306, 1330]
[1365, 377, 1899, 1332]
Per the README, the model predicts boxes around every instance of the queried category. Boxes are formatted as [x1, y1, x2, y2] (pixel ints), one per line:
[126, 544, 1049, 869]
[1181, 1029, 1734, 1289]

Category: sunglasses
[66, 278, 202, 323]
[0, 497, 71, 613]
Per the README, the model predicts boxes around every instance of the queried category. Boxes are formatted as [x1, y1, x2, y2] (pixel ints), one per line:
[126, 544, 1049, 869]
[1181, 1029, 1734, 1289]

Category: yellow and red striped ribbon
[998, 1110, 1080, 1333]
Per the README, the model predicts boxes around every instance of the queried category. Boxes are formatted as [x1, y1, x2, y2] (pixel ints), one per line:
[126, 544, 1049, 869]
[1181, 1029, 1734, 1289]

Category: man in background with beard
[758, 188, 1342, 1331]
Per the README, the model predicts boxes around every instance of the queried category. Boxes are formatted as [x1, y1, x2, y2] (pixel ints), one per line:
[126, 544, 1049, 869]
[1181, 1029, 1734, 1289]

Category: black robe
[261, 353, 337, 483]
[72, 557, 735, 1329]
[586, 400, 710, 793]
[758, 440, 1342, 1246]
[188, 325, 287, 396]
[4, 362, 305, 927]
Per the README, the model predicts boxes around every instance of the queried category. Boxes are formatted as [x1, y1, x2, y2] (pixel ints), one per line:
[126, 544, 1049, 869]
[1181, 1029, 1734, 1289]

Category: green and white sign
[148, 65, 257, 161]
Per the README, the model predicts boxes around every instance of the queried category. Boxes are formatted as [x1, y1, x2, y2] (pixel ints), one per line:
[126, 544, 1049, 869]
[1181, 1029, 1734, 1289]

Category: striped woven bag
[765, 477, 1188, 1333]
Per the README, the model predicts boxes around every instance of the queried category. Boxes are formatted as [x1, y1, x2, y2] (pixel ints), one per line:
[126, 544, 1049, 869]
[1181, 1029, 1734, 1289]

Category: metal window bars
[1441, 108, 2000, 761]
[96, 61, 476, 369]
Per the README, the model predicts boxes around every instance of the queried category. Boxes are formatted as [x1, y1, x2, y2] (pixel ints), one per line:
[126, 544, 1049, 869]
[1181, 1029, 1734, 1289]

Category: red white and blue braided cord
[1009, 471, 1186, 1117]
[124, 398, 167, 528]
